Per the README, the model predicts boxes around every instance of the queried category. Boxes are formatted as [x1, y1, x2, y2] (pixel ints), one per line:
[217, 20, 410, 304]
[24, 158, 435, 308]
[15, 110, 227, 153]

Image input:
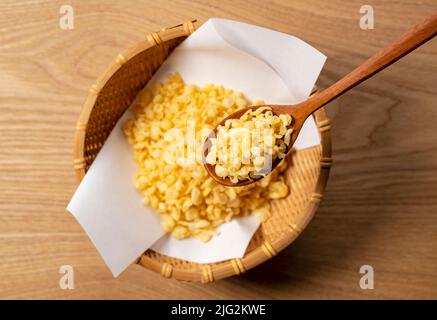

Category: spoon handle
[304, 12, 437, 115]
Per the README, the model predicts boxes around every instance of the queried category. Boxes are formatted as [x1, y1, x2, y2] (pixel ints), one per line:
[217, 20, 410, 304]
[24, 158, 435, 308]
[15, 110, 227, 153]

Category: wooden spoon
[204, 13, 437, 187]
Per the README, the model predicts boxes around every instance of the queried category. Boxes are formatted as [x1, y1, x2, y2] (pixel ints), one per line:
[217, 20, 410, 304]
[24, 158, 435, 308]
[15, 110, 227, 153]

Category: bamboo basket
[73, 20, 332, 283]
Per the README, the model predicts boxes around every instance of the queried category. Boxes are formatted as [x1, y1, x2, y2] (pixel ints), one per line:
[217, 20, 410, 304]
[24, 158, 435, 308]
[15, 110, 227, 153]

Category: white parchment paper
[67, 18, 326, 276]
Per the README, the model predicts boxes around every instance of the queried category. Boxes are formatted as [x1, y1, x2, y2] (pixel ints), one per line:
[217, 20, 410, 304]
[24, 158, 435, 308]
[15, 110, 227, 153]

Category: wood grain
[0, 0, 436, 299]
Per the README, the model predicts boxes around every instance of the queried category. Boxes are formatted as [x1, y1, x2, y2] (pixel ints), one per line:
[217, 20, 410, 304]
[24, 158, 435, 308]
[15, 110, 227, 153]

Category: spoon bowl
[203, 104, 307, 187]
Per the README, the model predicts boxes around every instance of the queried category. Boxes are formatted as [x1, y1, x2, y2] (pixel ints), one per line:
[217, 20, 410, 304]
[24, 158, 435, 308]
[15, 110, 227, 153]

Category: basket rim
[73, 20, 332, 283]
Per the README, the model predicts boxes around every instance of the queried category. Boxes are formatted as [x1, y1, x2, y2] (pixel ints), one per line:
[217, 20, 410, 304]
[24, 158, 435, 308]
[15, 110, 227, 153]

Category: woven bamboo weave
[73, 20, 332, 282]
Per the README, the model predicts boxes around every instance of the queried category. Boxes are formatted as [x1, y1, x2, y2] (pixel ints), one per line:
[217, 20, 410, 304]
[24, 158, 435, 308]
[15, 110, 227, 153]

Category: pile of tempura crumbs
[123, 73, 289, 242]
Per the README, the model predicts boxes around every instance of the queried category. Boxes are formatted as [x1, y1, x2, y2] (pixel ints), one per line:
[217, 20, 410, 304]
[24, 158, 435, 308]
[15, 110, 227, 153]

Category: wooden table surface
[1, 0, 436, 299]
